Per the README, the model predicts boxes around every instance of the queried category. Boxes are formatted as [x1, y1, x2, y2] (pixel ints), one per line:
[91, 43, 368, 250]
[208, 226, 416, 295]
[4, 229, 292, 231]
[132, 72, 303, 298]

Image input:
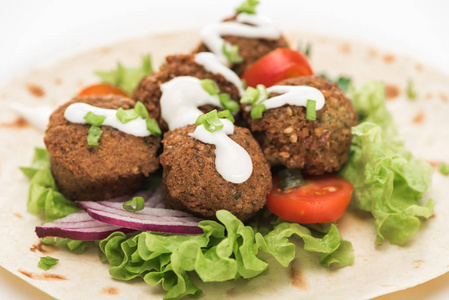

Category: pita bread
[0, 29, 448, 300]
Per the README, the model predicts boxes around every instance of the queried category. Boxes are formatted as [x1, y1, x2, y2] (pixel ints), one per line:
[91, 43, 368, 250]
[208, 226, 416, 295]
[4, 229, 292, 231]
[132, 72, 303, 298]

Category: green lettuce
[20, 148, 79, 221]
[95, 54, 154, 95]
[340, 82, 434, 245]
[100, 210, 353, 300]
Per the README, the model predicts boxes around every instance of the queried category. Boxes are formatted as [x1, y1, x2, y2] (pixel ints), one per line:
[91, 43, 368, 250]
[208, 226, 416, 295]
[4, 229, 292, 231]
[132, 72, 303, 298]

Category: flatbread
[0, 29, 448, 300]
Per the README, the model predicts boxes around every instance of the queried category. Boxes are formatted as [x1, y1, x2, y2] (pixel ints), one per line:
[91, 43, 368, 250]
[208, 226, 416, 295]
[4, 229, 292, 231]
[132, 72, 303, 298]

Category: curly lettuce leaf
[20, 148, 79, 221]
[341, 82, 433, 245]
[100, 210, 353, 300]
[95, 54, 153, 95]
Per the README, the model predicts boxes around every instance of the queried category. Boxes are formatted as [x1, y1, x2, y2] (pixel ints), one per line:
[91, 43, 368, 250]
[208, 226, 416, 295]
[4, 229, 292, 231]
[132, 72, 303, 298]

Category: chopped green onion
[241, 79, 247, 90]
[235, 0, 259, 15]
[196, 110, 224, 133]
[134, 101, 149, 119]
[87, 125, 103, 146]
[241, 86, 260, 104]
[83, 111, 106, 127]
[251, 104, 266, 119]
[38, 256, 59, 271]
[195, 114, 207, 126]
[116, 107, 139, 124]
[219, 93, 240, 113]
[406, 79, 418, 100]
[217, 110, 235, 123]
[306, 99, 317, 121]
[205, 110, 224, 133]
[145, 118, 161, 137]
[222, 42, 244, 64]
[279, 168, 305, 191]
[123, 197, 145, 212]
[439, 162, 449, 176]
[337, 77, 352, 92]
[200, 79, 220, 96]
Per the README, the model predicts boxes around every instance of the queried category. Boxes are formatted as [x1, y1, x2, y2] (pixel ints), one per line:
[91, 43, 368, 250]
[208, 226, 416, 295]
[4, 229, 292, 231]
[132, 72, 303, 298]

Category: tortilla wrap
[0, 29, 448, 300]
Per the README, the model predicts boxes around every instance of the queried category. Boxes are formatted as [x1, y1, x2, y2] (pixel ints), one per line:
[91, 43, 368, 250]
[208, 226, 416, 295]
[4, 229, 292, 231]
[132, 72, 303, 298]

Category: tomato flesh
[267, 175, 353, 224]
[78, 83, 128, 97]
[242, 48, 313, 88]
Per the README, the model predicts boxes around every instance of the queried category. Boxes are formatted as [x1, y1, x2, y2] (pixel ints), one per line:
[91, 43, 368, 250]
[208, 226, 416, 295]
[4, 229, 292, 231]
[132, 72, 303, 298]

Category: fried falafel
[44, 95, 160, 201]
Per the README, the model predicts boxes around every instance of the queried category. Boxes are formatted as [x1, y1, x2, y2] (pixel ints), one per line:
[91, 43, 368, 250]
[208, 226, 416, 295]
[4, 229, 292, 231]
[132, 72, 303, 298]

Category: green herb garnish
[241, 86, 260, 104]
[406, 79, 418, 100]
[116, 107, 139, 124]
[38, 256, 59, 271]
[241, 85, 268, 119]
[83, 111, 106, 146]
[200, 79, 220, 95]
[222, 42, 244, 64]
[439, 162, 449, 176]
[218, 93, 240, 113]
[135, 101, 149, 119]
[95, 54, 154, 95]
[196, 110, 235, 133]
[87, 125, 103, 146]
[114, 101, 161, 136]
[235, 0, 259, 14]
[279, 168, 305, 191]
[123, 197, 145, 212]
[251, 104, 266, 119]
[145, 118, 161, 137]
[306, 99, 317, 121]
[217, 110, 235, 123]
[83, 111, 106, 127]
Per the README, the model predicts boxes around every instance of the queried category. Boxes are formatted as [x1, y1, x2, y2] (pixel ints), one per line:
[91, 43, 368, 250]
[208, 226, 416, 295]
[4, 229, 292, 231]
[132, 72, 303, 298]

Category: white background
[0, 0, 448, 299]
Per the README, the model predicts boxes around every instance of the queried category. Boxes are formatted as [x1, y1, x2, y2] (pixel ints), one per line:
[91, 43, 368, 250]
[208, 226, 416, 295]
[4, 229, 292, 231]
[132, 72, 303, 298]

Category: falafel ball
[133, 54, 241, 132]
[44, 95, 161, 201]
[193, 14, 290, 76]
[160, 124, 272, 221]
[244, 75, 358, 175]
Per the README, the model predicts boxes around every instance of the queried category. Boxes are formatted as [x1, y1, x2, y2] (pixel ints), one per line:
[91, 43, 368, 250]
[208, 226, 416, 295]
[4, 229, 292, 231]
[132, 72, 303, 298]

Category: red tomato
[242, 48, 313, 88]
[267, 175, 353, 224]
[78, 83, 128, 97]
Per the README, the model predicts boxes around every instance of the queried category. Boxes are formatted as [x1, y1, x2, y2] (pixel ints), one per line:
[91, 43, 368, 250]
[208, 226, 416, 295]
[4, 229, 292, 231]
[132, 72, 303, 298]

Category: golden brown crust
[160, 124, 271, 221]
[133, 54, 241, 132]
[244, 75, 358, 175]
[44, 95, 161, 201]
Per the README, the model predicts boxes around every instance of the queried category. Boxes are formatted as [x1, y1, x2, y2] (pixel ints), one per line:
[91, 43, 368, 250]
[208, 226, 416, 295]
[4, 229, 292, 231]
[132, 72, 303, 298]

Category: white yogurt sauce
[194, 52, 244, 96]
[263, 85, 325, 110]
[190, 119, 252, 183]
[201, 13, 281, 65]
[10, 103, 53, 131]
[160, 76, 223, 130]
[64, 103, 150, 137]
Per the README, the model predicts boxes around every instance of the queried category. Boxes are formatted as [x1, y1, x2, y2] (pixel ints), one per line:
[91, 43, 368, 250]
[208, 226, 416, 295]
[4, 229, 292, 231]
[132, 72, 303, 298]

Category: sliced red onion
[35, 211, 135, 241]
[76, 201, 203, 234]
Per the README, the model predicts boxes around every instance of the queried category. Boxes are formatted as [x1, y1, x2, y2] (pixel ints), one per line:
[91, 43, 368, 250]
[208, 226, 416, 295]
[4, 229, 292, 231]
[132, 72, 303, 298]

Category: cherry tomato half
[78, 83, 128, 97]
[267, 175, 353, 224]
[242, 48, 313, 88]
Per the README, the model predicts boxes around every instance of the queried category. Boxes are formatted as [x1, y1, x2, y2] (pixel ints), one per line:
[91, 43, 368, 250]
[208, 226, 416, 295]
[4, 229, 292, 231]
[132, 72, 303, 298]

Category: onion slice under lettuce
[77, 201, 203, 234]
[35, 211, 135, 241]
